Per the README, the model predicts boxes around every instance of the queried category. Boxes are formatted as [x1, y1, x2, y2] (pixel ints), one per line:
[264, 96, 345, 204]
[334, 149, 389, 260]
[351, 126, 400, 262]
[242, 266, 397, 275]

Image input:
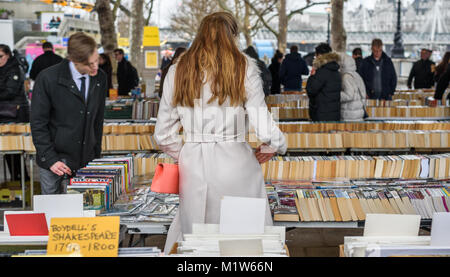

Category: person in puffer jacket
[306, 43, 341, 121]
[338, 53, 367, 121]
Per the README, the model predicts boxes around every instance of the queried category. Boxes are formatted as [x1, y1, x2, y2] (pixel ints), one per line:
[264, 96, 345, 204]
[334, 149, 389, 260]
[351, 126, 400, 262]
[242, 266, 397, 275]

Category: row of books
[132, 98, 160, 120]
[133, 153, 173, 176]
[66, 156, 133, 212]
[266, 97, 429, 110]
[272, 106, 450, 120]
[248, 131, 450, 149]
[367, 106, 450, 118]
[103, 123, 156, 134]
[267, 182, 450, 222]
[101, 135, 160, 151]
[277, 121, 450, 132]
[3, 120, 450, 136]
[261, 154, 450, 180]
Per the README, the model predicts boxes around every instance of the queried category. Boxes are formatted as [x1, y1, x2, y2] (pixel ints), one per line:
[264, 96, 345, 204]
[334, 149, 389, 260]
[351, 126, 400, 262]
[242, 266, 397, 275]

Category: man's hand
[254, 143, 276, 164]
[50, 161, 72, 176]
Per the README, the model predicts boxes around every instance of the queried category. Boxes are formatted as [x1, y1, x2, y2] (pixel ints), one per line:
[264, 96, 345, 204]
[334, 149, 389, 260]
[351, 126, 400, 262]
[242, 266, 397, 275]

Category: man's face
[73, 49, 99, 76]
[372, 46, 383, 60]
[421, 50, 431, 60]
[114, 51, 123, 62]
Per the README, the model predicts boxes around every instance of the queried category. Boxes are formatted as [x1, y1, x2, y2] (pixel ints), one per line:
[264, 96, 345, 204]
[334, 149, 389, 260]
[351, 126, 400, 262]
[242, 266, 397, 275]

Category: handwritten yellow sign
[143, 26, 160, 47]
[47, 217, 120, 257]
[145, 50, 158, 69]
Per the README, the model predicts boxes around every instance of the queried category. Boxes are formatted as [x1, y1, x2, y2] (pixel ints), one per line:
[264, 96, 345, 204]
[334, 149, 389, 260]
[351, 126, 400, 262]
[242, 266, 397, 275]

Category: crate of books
[104, 104, 133, 119]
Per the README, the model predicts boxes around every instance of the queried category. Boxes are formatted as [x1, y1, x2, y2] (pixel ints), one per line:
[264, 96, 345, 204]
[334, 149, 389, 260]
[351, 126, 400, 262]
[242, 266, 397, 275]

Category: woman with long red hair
[155, 12, 286, 254]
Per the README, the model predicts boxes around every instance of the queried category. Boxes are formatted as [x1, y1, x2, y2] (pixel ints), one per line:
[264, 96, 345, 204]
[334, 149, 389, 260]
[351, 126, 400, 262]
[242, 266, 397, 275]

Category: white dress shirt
[69, 61, 90, 101]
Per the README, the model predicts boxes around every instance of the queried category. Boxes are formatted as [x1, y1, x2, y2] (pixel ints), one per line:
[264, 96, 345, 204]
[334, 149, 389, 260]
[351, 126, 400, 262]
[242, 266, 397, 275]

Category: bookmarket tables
[0, 151, 26, 209]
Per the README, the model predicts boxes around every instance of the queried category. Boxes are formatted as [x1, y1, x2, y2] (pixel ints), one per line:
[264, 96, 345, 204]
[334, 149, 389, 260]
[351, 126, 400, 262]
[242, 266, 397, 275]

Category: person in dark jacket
[407, 48, 435, 89]
[352, 47, 363, 73]
[244, 46, 272, 96]
[434, 64, 450, 101]
[358, 39, 397, 100]
[113, 48, 139, 96]
[31, 32, 107, 195]
[279, 45, 309, 92]
[159, 47, 186, 97]
[99, 53, 113, 93]
[306, 43, 341, 121]
[434, 51, 450, 83]
[29, 42, 63, 81]
[0, 44, 30, 180]
[268, 50, 283, 94]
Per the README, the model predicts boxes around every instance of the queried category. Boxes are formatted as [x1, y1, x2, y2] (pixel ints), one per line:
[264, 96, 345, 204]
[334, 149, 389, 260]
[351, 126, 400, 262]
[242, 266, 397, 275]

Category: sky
[153, 0, 415, 27]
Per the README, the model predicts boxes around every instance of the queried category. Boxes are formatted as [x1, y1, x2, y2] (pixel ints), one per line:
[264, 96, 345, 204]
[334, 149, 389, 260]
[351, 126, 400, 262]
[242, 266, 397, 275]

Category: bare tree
[95, 0, 117, 54]
[170, 0, 219, 41]
[215, 0, 267, 47]
[129, 0, 144, 75]
[244, 0, 330, 52]
[331, 0, 346, 52]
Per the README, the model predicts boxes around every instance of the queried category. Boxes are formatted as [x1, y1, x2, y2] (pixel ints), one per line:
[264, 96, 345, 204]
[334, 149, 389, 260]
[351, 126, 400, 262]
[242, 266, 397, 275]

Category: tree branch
[287, 1, 330, 21]
[109, 0, 131, 17]
[145, 0, 154, 26]
[243, 0, 278, 37]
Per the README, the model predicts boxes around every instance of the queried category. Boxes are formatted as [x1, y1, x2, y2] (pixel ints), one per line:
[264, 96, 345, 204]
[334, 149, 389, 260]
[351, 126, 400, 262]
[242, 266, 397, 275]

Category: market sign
[47, 216, 120, 257]
[143, 26, 160, 47]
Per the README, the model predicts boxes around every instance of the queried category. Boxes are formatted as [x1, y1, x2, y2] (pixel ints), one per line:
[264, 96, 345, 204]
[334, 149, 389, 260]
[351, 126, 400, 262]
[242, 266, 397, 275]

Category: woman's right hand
[254, 144, 275, 164]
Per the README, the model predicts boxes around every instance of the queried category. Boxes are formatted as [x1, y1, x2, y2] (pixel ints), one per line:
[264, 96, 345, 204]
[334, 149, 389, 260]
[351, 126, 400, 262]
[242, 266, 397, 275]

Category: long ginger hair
[173, 12, 247, 107]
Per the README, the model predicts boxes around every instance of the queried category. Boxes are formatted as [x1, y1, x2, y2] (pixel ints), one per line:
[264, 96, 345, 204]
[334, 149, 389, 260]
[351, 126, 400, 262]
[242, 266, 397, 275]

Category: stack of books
[267, 180, 450, 222]
[67, 156, 133, 212]
[132, 98, 160, 120]
[261, 154, 450, 180]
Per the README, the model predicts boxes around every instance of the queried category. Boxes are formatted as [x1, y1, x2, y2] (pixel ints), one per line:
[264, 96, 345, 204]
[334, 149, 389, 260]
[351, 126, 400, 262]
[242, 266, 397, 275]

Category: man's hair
[352, 47, 362, 56]
[114, 48, 125, 55]
[42, 42, 53, 50]
[371, 38, 383, 48]
[67, 32, 97, 63]
[315, 43, 332, 55]
[290, 45, 298, 53]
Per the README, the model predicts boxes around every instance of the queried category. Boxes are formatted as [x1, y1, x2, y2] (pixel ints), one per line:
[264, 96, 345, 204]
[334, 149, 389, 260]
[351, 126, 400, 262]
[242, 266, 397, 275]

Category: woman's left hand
[254, 144, 275, 164]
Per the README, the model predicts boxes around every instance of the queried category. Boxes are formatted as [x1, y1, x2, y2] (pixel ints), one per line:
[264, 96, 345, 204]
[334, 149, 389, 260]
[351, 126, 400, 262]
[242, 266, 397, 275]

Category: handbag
[151, 163, 179, 194]
[0, 103, 18, 118]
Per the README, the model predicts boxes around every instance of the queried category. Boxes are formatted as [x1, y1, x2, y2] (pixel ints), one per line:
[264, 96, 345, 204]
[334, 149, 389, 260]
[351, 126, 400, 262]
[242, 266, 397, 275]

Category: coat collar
[313, 52, 340, 69]
[57, 59, 99, 105]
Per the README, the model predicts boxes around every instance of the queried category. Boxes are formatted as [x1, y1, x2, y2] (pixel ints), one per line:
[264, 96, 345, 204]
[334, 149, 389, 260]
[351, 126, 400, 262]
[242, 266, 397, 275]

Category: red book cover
[5, 213, 48, 236]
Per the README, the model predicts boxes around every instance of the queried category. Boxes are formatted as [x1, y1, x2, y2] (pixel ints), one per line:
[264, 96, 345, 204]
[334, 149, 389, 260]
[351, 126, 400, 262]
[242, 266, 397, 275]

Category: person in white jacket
[338, 53, 367, 121]
[154, 12, 287, 254]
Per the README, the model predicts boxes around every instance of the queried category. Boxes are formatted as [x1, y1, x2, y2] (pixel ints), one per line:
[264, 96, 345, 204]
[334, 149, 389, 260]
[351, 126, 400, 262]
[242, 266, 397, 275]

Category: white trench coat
[155, 56, 287, 254]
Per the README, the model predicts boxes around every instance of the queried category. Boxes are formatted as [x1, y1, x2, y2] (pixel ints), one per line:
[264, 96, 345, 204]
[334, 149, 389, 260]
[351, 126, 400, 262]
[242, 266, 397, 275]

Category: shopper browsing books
[31, 32, 107, 194]
[306, 43, 342, 121]
[154, 12, 287, 254]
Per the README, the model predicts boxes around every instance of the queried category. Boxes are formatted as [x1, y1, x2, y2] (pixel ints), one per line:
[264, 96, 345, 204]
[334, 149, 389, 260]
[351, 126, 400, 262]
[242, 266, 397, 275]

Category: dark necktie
[80, 76, 86, 102]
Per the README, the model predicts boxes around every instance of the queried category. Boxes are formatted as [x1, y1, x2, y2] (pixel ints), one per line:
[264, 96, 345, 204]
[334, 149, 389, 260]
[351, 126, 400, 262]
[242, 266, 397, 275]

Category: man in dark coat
[268, 50, 283, 94]
[407, 48, 435, 89]
[358, 39, 397, 100]
[306, 43, 341, 121]
[31, 32, 107, 194]
[114, 48, 139, 96]
[279, 45, 309, 92]
[29, 42, 63, 81]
